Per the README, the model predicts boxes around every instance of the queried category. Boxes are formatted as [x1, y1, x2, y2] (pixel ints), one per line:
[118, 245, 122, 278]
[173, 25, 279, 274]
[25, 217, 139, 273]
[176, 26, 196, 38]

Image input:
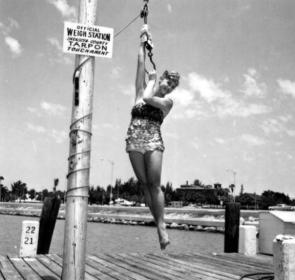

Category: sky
[1, 0, 295, 198]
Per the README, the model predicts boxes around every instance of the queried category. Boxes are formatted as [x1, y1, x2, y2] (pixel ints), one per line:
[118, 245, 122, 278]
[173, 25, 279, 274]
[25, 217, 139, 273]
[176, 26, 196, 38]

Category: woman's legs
[145, 150, 169, 249]
[128, 152, 155, 218]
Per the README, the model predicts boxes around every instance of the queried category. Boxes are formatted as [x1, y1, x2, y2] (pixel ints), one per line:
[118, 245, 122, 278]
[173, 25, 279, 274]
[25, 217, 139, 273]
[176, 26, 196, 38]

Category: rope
[239, 272, 274, 280]
[69, 113, 92, 130]
[114, 14, 141, 38]
[139, 0, 156, 73]
[67, 168, 90, 179]
[68, 150, 91, 160]
[66, 186, 89, 198]
[72, 12, 142, 81]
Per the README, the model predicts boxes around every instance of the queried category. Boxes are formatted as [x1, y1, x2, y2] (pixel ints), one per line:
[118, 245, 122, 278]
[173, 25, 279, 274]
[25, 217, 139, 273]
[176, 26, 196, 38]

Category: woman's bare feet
[158, 224, 170, 250]
[160, 239, 170, 250]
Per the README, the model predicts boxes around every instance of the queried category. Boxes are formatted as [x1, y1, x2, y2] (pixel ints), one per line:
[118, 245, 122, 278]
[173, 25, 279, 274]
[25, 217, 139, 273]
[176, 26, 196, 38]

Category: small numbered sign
[19, 221, 39, 257]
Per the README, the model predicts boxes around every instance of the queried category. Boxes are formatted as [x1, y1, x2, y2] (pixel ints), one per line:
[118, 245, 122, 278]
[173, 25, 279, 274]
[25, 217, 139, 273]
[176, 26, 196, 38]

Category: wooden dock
[0, 252, 273, 280]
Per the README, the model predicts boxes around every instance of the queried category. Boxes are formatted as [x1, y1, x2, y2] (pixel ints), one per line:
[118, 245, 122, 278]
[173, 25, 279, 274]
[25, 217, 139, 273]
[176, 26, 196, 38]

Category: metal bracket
[74, 70, 81, 106]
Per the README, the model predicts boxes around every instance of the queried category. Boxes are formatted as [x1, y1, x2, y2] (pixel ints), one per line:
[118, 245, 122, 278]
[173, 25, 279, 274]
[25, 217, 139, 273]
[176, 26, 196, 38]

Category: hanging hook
[140, 0, 156, 72]
[140, 0, 149, 24]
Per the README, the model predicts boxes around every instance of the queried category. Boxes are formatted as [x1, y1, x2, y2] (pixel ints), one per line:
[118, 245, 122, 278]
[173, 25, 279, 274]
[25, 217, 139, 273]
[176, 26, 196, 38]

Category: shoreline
[0, 202, 262, 233]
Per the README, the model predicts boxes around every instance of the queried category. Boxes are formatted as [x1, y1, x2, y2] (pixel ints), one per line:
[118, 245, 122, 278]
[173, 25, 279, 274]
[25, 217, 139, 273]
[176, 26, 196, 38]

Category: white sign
[63, 21, 113, 58]
[19, 220, 39, 257]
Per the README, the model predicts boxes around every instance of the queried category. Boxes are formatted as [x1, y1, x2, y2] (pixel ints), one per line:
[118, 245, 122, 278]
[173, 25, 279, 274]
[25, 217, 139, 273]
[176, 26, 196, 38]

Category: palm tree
[11, 180, 27, 201]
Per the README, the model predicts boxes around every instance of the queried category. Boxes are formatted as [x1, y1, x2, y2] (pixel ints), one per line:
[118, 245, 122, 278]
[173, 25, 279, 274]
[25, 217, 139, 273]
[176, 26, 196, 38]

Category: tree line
[0, 178, 294, 210]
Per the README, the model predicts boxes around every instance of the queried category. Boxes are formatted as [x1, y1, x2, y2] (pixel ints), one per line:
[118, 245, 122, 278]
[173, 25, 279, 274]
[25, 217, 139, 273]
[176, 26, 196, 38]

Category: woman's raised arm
[135, 42, 146, 101]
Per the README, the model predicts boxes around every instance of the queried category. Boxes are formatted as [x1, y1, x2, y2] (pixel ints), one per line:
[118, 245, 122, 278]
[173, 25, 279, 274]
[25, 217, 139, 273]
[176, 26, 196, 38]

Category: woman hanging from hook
[125, 24, 180, 250]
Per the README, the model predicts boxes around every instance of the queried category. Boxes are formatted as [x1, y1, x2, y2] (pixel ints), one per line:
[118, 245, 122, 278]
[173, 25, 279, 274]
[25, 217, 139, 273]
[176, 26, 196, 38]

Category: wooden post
[20, 220, 40, 257]
[273, 235, 295, 280]
[0, 176, 4, 202]
[62, 1, 97, 279]
[239, 225, 257, 256]
[37, 196, 61, 254]
[224, 202, 240, 253]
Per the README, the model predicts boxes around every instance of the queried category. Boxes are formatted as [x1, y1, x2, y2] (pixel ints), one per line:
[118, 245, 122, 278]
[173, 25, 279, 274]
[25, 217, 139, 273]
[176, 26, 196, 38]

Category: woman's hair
[162, 70, 180, 88]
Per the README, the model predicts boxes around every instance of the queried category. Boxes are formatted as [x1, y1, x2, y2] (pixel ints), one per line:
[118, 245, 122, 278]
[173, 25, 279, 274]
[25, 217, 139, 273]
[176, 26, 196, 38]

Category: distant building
[177, 181, 214, 191]
[169, 201, 183, 208]
[175, 181, 221, 204]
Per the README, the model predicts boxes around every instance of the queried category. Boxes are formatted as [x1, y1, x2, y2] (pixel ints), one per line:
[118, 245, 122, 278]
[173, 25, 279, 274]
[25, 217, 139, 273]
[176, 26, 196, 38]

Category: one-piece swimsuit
[125, 102, 164, 154]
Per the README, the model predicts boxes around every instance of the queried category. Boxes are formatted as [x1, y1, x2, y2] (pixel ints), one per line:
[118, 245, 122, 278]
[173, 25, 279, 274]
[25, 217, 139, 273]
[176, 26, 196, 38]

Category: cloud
[111, 66, 122, 79]
[188, 72, 230, 103]
[8, 18, 19, 30]
[27, 107, 42, 117]
[214, 138, 226, 144]
[261, 118, 284, 135]
[47, 37, 63, 51]
[191, 140, 200, 150]
[170, 88, 195, 107]
[41, 101, 67, 116]
[26, 123, 47, 133]
[240, 68, 267, 98]
[286, 130, 295, 137]
[28, 102, 67, 117]
[50, 129, 67, 144]
[242, 151, 255, 162]
[4, 36, 23, 57]
[277, 79, 295, 98]
[167, 4, 173, 13]
[261, 117, 295, 137]
[278, 114, 293, 123]
[0, 18, 20, 35]
[47, 37, 72, 64]
[171, 91, 207, 120]
[169, 71, 271, 120]
[217, 101, 271, 118]
[240, 134, 265, 146]
[0, 18, 23, 57]
[121, 84, 134, 96]
[26, 123, 67, 144]
[47, 0, 77, 19]
[165, 131, 179, 140]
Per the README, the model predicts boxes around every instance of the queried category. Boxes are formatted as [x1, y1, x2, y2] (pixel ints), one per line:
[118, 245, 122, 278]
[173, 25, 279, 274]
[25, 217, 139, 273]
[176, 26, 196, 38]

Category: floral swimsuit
[126, 102, 165, 154]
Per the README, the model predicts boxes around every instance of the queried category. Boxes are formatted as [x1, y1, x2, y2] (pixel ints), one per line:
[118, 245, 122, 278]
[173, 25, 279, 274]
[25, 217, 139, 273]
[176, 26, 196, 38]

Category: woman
[125, 25, 180, 250]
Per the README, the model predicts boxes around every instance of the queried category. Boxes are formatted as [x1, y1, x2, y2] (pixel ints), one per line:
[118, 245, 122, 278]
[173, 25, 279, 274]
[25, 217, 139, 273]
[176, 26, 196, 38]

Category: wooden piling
[37, 196, 61, 254]
[61, 1, 98, 279]
[224, 202, 240, 253]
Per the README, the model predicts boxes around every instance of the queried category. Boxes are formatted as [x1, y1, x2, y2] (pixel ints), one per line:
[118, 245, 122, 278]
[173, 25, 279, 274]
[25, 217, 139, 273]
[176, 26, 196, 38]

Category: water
[0, 214, 223, 256]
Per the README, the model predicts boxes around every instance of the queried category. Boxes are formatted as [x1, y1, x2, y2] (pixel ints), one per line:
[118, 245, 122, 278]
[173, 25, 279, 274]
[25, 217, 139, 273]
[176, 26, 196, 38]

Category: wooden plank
[149, 254, 240, 280]
[86, 255, 134, 280]
[8, 257, 42, 280]
[92, 254, 154, 280]
[0, 253, 274, 280]
[85, 261, 117, 280]
[108, 253, 185, 280]
[97, 253, 174, 280]
[183, 255, 260, 277]
[47, 254, 104, 280]
[213, 253, 273, 268]
[36, 255, 63, 276]
[183, 252, 271, 273]
[170, 252, 261, 275]
[0, 255, 20, 280]
[117, 253, 201, 280]
[133, 253, 228, 280]
[87, 255, 150, 280]
[23, 257, 59, 279]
